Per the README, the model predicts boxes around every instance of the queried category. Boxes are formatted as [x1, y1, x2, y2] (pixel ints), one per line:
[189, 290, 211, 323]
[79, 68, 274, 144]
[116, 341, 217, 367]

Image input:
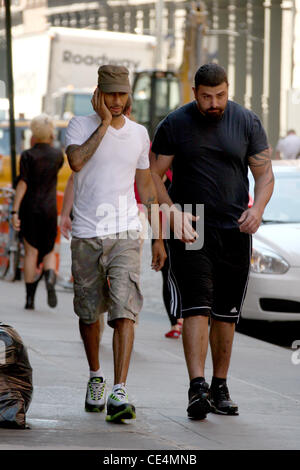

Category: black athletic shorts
[166, 227, 252, 324]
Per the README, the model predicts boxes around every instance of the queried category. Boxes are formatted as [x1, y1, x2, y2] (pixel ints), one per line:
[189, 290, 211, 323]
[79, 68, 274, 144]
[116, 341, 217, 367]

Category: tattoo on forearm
[80, 125, 102, 157]
[264, 173, 275, 187]
[67, 124, 106, 170]
[145, 196, 156, 213]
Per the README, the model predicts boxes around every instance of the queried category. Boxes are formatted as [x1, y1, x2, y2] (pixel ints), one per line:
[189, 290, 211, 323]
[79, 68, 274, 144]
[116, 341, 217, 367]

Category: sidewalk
[0, 239, 299, 450]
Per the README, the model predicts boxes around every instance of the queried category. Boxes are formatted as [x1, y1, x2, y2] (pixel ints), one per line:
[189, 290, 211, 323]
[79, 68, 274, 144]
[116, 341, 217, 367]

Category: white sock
[90, 368, 104, 379]
[113, 383, 126, 392]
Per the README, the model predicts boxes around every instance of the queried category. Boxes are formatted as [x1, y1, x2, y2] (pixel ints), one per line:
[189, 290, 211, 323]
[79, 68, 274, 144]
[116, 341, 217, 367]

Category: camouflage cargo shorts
[71, 230, 143, 327]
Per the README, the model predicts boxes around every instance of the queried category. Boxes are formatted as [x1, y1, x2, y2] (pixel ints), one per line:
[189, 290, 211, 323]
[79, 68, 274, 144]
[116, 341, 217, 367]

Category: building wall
[44, 0, 296, 147]
[286, 0, 300, 135]
[293, 0, 300, 88]
[1, 0, 298, 144]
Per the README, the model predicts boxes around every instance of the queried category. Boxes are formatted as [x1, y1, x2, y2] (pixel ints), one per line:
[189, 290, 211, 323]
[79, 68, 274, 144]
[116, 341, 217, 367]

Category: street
[0, 238, 299, 450]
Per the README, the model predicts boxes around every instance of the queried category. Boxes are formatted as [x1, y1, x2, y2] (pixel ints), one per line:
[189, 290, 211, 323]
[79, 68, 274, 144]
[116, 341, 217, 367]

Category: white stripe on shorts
[182, 306, 211, 312]
[166, 242, 182, 318]
[237, 234, 252, 323]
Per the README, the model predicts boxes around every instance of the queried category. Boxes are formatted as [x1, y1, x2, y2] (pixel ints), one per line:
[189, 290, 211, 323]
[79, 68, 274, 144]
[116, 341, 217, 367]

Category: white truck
[11, 27, 157, 119]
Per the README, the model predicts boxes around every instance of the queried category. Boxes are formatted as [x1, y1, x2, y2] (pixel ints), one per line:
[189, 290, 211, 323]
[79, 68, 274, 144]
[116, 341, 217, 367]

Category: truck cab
[131, 70, 181, 139]
[49, 88, 94, 120]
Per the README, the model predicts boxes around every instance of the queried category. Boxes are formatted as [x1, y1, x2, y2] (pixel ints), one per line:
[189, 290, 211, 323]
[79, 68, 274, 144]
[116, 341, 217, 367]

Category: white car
[242, 160, 300, 321]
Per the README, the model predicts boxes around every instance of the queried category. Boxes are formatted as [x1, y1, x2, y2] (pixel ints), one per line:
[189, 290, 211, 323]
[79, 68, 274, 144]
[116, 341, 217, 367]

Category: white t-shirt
[65, 113, 150, 238]
[276, 134, 300, 159]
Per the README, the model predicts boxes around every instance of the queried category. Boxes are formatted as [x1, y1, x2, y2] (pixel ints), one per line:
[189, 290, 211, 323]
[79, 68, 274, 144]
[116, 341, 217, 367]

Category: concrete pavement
[0, 238, 299, 450]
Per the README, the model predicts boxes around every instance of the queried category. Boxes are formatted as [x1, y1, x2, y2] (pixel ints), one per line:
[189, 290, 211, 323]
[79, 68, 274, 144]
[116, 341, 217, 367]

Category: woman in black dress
[12, 114, 64, 309]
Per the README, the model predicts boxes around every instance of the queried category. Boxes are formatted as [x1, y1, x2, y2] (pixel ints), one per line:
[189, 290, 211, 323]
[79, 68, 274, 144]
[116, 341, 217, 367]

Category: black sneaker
[210, 383, 239, 415]
[187, 381, 211, 420]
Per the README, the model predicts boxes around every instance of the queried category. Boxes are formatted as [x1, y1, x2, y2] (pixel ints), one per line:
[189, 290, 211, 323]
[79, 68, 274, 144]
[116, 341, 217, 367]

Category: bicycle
[0, 187, 22, 281]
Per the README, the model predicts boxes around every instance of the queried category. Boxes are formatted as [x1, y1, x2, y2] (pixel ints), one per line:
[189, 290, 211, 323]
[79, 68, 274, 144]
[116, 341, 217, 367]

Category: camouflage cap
[97, 65, 131, 93]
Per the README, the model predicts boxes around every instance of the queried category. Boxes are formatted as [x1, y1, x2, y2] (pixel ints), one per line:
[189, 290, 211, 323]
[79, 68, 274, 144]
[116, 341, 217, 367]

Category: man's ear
[192, 87, 197, 99]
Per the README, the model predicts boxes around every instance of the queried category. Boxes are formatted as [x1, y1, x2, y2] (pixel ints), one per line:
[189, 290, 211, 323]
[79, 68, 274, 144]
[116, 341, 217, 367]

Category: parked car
[242, 160, 300, 321]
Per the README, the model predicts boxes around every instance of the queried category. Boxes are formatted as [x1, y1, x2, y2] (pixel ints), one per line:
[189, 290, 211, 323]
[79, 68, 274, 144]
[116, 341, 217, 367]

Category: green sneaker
[106, 385, 136, 422]
[85, 377, 107, 412]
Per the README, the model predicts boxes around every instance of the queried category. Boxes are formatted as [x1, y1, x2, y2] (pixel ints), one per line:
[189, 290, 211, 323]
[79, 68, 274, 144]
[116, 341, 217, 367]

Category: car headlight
[251, 247, 290, 274]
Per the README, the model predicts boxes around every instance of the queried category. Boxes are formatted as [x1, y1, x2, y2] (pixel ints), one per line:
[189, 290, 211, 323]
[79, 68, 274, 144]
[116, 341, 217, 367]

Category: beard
[196, 100, 226, 122]
[202, 107, 225, 122]
[110, 110, 123, 117]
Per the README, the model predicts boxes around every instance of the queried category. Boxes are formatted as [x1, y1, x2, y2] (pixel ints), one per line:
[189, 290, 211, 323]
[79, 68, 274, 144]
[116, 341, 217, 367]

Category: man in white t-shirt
[65, 65, 166, 423]
[275, 130, 300, 160]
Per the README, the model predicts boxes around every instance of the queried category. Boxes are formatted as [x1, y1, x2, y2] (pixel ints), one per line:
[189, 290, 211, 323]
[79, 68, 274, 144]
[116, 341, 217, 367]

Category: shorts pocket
[127, 271, 143, 314]
[73, 284, 100, 324]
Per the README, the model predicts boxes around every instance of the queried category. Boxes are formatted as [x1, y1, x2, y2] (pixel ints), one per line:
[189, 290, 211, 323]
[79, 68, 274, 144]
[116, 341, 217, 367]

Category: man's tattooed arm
[144, 195, 156, 219]
[136, 168, 167, 270]
[135, 169, 162, 239]
[237, 148, 275, 234]
[248, 147, 274, 212]
[66, 122, 109, 172]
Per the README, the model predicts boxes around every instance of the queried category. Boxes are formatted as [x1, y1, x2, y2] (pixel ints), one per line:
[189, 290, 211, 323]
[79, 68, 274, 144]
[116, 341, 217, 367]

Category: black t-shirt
[151, 100, 268, 229]
[19, 143, 64, 214]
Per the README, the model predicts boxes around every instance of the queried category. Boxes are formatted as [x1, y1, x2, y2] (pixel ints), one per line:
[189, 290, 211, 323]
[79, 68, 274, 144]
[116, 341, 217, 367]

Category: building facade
[1, 0, 300, 147]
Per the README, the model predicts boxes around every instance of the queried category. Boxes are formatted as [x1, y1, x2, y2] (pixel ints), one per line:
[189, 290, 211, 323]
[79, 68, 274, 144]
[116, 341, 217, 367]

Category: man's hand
[238, 206, 263, 234]
[169, 206, 199, 243]
[60, 214, 72, 240]
[67, 94, 111, 172]
[12, 213, 21, 231]
[151, 239, 167, 271]
[91, 88, 112, 127]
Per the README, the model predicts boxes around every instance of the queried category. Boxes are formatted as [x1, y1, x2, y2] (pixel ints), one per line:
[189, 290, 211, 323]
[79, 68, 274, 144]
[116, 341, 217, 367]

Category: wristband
[10, 211, 18, 215]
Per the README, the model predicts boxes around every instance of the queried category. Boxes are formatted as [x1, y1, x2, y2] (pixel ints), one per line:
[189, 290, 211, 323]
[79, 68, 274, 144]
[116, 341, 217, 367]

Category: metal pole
[4, 0, 17, 188]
